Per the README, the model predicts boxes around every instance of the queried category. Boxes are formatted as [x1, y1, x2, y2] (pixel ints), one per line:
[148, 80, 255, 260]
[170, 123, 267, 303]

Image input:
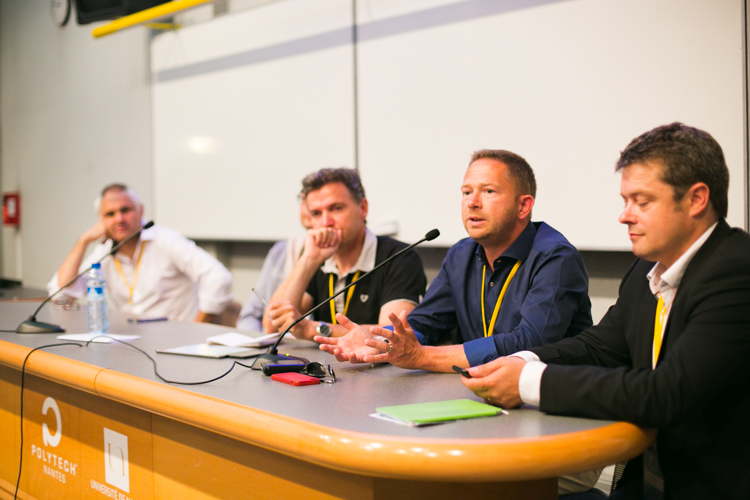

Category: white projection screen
[152, 0, 746, 249]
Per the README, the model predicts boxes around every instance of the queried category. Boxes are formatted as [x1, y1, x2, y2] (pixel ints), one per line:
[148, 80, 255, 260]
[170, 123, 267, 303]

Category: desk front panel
[0, 372, 555, 500]
[0, 302, 653, 499]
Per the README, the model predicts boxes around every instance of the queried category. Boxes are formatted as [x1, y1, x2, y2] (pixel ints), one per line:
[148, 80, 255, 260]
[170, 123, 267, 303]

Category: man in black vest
[263, 168, 426, 339]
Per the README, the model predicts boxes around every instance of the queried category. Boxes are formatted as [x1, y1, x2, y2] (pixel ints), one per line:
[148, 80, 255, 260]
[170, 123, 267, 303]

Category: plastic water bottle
[87, 263, 109, 333]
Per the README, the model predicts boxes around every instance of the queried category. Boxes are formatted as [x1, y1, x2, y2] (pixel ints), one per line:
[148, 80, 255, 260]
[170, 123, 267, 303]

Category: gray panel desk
[0, 286, 47, 302]
[0, 302, 654, 499]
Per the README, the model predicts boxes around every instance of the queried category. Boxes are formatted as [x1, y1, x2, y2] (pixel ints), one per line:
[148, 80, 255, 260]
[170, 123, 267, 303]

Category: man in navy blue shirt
[317, 149, 593, 373]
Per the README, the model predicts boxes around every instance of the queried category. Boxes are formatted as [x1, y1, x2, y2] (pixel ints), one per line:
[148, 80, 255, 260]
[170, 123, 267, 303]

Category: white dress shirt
[47, 224, 233, 322]
[515, 222, 718, 407]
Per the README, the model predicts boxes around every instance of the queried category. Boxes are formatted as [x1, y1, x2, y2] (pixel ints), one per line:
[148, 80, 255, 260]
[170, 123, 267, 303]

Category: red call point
[3, 192, 20, 226]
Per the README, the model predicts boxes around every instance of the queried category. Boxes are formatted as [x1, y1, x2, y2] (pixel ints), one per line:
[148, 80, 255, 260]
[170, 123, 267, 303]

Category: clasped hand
[80, 220, 108, 245]
[302, 227, 343, 264]
[460, 356, 526, 408]
[265, 300, 313, 339]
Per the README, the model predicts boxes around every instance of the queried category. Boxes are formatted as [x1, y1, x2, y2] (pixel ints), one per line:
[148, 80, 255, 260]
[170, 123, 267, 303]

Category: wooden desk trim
[0, 340, 102, 395]
[0, 339, 655, 482]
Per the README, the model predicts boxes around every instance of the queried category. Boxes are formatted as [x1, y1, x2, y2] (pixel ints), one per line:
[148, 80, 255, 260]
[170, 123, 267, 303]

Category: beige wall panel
[152, 415, 374, 500]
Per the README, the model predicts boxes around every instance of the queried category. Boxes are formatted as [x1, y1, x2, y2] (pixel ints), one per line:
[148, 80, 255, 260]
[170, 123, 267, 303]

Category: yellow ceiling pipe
[92, 0, 215, 38]
[144, 23, 182, 31]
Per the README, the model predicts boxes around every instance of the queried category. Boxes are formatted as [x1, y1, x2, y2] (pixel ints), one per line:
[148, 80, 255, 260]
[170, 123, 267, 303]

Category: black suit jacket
[530, 219, 750, 499]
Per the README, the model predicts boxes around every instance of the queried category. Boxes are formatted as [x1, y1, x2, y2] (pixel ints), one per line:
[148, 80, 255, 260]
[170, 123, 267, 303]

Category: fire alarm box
[3, 192, 20, 226]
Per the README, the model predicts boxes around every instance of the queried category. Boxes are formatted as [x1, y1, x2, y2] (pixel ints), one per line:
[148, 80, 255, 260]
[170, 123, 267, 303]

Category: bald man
[48, 183, 232, 322]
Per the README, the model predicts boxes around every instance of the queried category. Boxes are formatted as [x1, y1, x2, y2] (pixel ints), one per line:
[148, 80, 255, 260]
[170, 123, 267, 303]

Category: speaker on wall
[75, 0, 171, 25]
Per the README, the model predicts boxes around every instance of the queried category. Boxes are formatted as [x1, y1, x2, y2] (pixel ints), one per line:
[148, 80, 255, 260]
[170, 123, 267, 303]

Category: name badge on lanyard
[328, 270, 360, 324]
[113, 240, 147, 305]
[481, 260, 522, 337]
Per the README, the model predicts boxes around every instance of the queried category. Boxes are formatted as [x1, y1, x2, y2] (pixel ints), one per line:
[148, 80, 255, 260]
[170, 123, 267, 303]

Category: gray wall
[208, 239, 632, 324]
[0, 0, 152, 286]
[0, 0, 636, 323]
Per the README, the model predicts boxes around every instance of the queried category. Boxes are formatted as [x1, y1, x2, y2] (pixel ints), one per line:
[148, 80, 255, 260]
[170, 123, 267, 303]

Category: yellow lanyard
[328, 271, 360, 325]
[113, 241, 147, 305]
[481, 260, 522, 338]
[653, 295, 666, 369]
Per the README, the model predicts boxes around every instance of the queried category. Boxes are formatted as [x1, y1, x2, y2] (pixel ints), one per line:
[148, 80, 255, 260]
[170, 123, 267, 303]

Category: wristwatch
[316, 322, 332, 337]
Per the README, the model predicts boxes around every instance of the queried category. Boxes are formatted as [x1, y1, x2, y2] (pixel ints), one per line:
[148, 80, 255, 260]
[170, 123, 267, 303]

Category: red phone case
[271, 372, 320, 386]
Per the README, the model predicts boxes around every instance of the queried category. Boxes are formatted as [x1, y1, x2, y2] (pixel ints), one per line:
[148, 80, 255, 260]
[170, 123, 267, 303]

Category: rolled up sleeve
[169, 237, 233, 315]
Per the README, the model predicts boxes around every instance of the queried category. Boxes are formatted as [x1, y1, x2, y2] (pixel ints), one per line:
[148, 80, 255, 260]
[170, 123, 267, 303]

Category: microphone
[251, 228, 440, 369]
[16, 221, 155, 334]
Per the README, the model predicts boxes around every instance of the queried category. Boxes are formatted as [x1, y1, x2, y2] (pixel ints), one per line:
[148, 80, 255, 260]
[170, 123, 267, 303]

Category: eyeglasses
[302, 362, 336, 383]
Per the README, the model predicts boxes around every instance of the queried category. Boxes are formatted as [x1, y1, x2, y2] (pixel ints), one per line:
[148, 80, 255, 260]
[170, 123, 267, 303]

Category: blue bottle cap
[92, 263, 101, 269]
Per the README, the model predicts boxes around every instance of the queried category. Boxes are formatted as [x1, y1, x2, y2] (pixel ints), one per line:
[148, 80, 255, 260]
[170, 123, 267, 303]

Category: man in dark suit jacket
[461, 123, 750, 499]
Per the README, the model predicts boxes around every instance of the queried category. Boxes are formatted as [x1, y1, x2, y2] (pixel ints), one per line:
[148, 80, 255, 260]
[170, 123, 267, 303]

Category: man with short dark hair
[48, 184, 233, 322]
[317, 150, 593, 373]
[263, 167, 427, 339]
[315, 153, 600, 497]
[462, 123, 750, 499]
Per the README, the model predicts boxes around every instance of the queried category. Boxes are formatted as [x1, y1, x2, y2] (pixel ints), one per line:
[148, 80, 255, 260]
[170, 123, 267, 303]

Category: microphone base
[16, 320, 66, 334]
[250, 352, 307, 370]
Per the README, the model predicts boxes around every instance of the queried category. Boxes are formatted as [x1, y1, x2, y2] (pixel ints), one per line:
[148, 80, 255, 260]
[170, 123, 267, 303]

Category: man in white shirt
[48, 184, 233, 322]
[461, 123, 750, 499]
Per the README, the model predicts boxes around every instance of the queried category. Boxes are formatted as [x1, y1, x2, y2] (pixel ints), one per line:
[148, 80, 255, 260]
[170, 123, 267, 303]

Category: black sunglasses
[302, 362, 336, 383]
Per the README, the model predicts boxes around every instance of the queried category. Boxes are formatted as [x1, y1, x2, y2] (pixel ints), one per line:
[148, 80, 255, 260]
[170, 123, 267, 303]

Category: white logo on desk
[42, 397, 62, 447]
[32, 396, 79, 484]
[103, 428, 130, 493]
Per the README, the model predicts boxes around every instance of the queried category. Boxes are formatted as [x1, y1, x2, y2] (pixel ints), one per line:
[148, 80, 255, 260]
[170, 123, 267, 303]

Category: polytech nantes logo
[90, 428, 133, 500]
[29, 396, 78, 484]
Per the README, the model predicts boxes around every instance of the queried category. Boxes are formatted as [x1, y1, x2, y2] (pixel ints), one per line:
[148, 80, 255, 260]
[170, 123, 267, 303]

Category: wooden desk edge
[0, 339, 102, 394]
[0, 339, 655, 482]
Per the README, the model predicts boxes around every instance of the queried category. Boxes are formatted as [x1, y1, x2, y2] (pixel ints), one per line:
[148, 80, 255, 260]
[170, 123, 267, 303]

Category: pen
[252, 288, 270, 307]
[127, 317, 168, 323]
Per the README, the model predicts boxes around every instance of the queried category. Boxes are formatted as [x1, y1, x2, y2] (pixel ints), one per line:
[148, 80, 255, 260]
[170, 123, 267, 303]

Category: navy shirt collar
[474, 221, 537, 267]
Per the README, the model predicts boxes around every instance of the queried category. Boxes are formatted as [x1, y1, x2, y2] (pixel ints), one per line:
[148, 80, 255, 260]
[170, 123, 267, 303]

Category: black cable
[15, 343, 83, 500]
[84, 336, 256, 385]
[0, 329, 19, 332]
[13, 337, 256, 499]
[745, 0, 750, 232]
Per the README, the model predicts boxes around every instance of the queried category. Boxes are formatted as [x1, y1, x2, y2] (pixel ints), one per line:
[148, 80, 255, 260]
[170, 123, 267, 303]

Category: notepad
[156, 343, 264, 359]
[57, 333, 141, 343]
[205, 331, 280, 348]
[374, 399, 503, 426]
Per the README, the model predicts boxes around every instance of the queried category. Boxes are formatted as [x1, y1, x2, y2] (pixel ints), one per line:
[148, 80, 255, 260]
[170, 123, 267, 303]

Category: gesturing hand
[360, 311, 426, 369]
[315, 313, 381, 363]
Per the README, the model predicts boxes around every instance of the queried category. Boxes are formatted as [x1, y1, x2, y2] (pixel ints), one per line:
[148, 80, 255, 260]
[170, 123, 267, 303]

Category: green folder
[375, 399, 502, 426]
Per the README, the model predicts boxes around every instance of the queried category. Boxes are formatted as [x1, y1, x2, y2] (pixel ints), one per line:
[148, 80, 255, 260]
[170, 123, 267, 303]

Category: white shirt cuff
[518, 361, 547, 407]
[510, 350, 541, 363]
